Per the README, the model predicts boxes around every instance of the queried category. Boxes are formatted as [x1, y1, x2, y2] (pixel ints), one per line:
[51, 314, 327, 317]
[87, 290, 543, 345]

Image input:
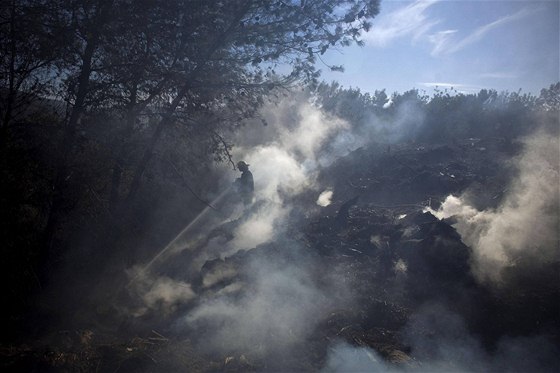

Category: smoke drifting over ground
[183, 245, 343, 356]
[174, 96, 361, 356]
[121, 92, 432, 366]
[122, 93, 360, 358]
[427, 128, 560, 284]
[126, 267, 196, 317]
[324, 304, 559, 373]
[117, 92, 559, 371]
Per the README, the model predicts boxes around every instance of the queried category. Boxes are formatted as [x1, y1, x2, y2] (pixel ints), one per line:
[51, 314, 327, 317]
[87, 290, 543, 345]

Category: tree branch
[166, 157, 219, 212]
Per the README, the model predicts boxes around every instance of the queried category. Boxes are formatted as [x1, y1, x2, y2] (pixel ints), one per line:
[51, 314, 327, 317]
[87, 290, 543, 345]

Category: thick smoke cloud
[233, 94, 348, 198]
[426, 129, 560, 283]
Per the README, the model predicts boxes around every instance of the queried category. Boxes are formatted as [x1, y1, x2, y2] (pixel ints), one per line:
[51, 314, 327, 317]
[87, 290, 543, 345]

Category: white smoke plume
[125, 266, 196, 317]
[426, 129, 560, 283]
[233, 94, 349, 199]
[182, 250, 342, 355]
[231, 89, 427, 205]
[317, 189, 334, 207]
[217, 90, 427, 269]
[323, 341, 390, 372]
[213, 95, 351, 257]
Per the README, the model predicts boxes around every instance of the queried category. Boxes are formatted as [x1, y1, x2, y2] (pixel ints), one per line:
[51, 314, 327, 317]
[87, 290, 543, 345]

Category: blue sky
[321, 0, 559, 96]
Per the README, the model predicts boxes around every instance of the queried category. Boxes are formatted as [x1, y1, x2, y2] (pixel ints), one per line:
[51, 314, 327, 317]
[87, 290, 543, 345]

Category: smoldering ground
[390, 123, 560, 372]
[323, 304, 560, 373]
[117, 92, 559, 371]
[182, 243, 344, 355]
[119, 91, 428, 365]
[426, 126, 560, 285]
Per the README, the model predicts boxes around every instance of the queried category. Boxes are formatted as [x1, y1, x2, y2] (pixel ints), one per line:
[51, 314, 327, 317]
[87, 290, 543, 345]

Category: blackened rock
[395, 215, 475, 303]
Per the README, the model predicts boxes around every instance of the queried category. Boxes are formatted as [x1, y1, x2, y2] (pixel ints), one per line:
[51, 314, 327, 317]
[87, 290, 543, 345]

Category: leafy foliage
[0, 0, 381, 337]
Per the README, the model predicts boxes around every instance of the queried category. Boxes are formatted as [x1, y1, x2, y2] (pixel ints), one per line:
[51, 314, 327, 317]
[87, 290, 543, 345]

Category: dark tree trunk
[0, 0, 17, 164]
[2, 0, 17, 131]
[40, 3, 109, 272]
[125, 85, 189, 202]
[109, 84, 138, 212]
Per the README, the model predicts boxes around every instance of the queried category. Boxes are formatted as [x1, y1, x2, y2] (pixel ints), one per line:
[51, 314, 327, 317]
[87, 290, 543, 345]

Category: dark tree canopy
[0, 0, 381, 308]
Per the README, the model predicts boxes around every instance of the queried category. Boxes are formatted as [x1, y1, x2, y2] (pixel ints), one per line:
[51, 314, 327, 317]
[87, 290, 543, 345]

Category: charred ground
[3, 129, 559, 371]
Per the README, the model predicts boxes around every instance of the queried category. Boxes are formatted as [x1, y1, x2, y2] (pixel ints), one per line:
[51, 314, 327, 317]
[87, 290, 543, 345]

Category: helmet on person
[237, 161, 249, 171]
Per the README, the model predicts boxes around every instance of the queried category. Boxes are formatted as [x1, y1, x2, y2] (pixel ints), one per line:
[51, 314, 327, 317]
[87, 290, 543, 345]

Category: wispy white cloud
[364, 0, 440, 46]
[429, 7, 535, 56]
[428, 29, 457, 56]
[364, 1, 536, 58]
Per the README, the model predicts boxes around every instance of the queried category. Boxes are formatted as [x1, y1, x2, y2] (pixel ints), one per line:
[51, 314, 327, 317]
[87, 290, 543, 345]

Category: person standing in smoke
[234, 161, 254, 205]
